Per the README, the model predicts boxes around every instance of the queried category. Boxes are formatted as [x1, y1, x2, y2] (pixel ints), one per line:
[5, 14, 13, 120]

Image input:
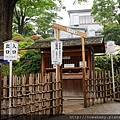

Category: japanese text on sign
[4, 40, 18, 60]
[51, 40, 62, 65]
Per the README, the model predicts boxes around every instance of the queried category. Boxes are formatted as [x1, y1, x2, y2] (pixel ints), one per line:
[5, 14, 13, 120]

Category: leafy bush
[12, 33, 23, 38]
[18, 37, 34, 49]
[30, 35, 43, 40]
[12, 33, 24, 41]
[17, 50, 41, 74]
[95, 52, 120, 71]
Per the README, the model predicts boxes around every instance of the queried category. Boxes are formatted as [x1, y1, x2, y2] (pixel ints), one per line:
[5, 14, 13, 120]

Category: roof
[28, 36, 105, 53]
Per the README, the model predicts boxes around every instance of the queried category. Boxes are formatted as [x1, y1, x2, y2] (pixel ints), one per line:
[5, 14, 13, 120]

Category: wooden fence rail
[1, 72, 63, 120]
[85, 70, 120, 107]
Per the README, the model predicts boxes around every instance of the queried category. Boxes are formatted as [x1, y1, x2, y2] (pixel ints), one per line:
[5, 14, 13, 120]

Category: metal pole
[111, 54, 115, 99]
[9, 60, 12, 115]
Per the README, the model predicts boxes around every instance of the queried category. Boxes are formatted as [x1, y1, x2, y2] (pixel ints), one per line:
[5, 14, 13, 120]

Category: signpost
[51, 40, 62, 65]
[3, 40, 18, 115]
[107, 41, 115, 99]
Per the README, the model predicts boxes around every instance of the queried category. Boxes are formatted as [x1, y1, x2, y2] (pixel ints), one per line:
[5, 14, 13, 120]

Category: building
[55, 9, 103, 38]
[28, 36, 105, 98]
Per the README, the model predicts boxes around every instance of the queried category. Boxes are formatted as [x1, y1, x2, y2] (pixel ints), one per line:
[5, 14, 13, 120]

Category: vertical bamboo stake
[22, 75, 26, 114]
[108, 71, 112, 101]
[102, 71, 106, 103]
[91, 72, 94, 106]
[0, 70, 2, 116]
[3, 76, 7, 114]
[50, 73, 53, 115]
[29, 74, 33, 113]
[12, 75, 17, 115]
[82, 37, 87, 108]
[52, 73, 56, 114]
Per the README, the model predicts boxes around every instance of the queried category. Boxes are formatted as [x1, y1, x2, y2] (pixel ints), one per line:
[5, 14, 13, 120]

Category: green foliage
[0, 65, 9, 75]
[101, 22, 120, 45]
[95, 52, 120, 71]
[95, 67, 102, 72]
[12, 33, 24, 38]
[35, 12, 62, 35]
[22, 24, 35, 36]
[91, 0, 119, 25]
[1, 50, 41, 76]
[18, 37, 34, 48]
[17, 50, 41, 74]
[13, 0, 65, 35]
[91, 0, 120, 45]
[30, 35, 43, 40]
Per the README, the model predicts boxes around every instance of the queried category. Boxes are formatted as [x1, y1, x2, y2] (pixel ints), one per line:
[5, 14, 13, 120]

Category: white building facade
[55, 9, 103, 38]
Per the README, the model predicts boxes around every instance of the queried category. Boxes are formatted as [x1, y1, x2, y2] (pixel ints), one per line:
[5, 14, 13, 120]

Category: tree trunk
[0, 0, 18, 55]
[18, 14, 25, 34]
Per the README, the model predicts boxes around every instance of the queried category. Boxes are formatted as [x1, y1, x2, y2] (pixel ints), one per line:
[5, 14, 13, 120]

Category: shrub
[30, 35, 43, 40]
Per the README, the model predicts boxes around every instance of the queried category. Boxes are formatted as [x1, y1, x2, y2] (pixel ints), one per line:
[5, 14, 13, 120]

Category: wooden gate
[85, 70, 120, 107]
[1, 72, 63, 119]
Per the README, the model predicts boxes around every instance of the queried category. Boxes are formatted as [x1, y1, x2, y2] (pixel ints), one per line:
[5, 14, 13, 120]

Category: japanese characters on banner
[4, 40, 18, 60]
[51, 40, 62, 65]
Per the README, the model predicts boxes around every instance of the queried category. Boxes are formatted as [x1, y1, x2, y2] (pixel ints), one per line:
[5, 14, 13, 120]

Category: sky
[56, 0, 93, 26]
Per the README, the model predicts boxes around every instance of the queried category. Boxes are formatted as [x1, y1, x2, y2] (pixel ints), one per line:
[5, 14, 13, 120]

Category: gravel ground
[47, 100, 120, 120]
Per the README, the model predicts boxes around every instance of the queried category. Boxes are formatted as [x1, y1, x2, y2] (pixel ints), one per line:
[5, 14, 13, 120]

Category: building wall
[54, 9, 103, 39]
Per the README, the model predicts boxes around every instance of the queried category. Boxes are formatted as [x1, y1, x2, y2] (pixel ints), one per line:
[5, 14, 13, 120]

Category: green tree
[95, 52, 120, 71]
[0, 0, 87, 52]
[13, 0, 64, 35]
[22, 24, 35, 36]
[0, 0, 18, 52]
[101, 22, 120, 44]
[36, 12, 62, 35]
[91, 0, 120, 44]
[91, 0, 120, 25]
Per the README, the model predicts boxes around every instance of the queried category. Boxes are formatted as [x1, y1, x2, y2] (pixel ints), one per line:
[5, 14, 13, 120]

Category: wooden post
[82, 37, 87, 108]
[56, 29, 61, 114]
[0, 70, 2, 117]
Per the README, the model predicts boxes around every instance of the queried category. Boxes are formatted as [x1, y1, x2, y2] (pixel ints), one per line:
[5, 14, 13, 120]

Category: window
[79, 15, 96, 24]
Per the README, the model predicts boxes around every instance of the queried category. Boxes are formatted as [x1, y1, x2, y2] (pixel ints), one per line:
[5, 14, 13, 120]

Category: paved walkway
[47, 101, 120, 120]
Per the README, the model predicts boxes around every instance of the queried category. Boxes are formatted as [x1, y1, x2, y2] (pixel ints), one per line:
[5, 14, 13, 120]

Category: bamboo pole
[0, 70, 2, 117]
[56, 29, 61, 114]
[82, 37, 87, 108]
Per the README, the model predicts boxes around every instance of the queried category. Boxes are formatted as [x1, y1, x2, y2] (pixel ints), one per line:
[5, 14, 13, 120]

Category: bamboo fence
[1, 72, 63, 119]
[85, 70, 120, 107]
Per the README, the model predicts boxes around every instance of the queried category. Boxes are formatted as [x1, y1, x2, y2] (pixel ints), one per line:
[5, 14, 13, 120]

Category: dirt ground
[47, 100, 120, 120]
[63, 99, 120, 114]
[63, 99, 84, 114]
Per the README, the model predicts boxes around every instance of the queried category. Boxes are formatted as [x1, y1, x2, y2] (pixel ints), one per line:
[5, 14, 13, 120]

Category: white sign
[62, 56, 70, 59]
[67, 28, 78, 35]
[64, 64, 74, 68]
[4, 40, 18, 60]
[107, 41, 115, 53]
[79, 61, 87, 67]
[51, 40, 62, 65]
